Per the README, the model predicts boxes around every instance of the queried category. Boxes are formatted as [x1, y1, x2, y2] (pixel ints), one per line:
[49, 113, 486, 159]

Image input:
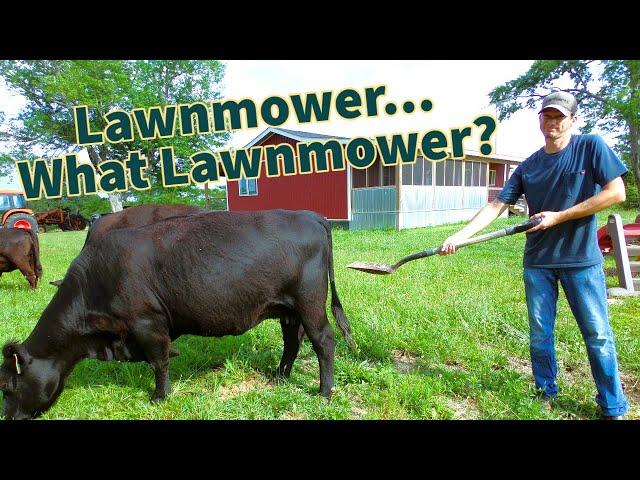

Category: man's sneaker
[600, 413, 625, 420]
[539, 393, 554, 411]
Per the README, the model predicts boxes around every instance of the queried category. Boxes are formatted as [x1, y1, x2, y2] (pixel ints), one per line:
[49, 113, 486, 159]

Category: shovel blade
[346, 261, 395, 275]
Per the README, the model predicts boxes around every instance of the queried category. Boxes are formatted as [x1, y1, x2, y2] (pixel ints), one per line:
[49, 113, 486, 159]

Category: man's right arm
[439, 199, 508, 255]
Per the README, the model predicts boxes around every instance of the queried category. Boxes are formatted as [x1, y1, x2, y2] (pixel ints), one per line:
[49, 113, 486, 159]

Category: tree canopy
[0, 60, 230, 211]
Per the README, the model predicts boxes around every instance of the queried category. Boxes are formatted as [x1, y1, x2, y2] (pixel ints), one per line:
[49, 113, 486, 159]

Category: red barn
[226, 128, 351, 225]
[226, 127, 524, 229]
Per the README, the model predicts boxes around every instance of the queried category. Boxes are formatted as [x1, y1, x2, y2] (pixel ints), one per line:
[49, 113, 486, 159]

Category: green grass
[1, 208, 639, 420]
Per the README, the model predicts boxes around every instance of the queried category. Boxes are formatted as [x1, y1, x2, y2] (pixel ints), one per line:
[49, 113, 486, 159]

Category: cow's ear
[2, 342, 31, 374]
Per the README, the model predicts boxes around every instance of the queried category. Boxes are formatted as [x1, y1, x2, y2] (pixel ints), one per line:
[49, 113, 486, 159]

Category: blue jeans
[523, 264, 628, 416]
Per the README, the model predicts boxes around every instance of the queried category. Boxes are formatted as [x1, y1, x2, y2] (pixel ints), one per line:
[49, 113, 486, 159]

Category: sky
[0, 60, 594, 190]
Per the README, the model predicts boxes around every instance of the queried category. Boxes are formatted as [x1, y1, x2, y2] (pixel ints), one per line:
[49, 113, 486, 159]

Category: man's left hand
[527, 211, 565, 232]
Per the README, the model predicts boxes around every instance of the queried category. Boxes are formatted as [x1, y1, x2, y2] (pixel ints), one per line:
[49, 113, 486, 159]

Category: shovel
[346, 217, 541, 275]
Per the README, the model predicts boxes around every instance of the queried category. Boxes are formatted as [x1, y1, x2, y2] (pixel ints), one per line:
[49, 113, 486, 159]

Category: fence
[606, 213, 640, 292]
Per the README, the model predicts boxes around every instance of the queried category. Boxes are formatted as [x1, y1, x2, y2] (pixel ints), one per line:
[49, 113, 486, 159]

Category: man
[440, 91, 629, 419]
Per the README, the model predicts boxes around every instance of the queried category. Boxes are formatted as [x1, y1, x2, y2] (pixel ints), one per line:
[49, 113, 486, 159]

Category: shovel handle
[394, 218, 541, 270]
[394, 246, 442, 268]
[454, 217, 542, 250]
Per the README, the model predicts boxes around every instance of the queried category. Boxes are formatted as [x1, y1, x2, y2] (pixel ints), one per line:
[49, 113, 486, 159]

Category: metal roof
[241, 128, 524, 163]
[244, 127, 350, 148]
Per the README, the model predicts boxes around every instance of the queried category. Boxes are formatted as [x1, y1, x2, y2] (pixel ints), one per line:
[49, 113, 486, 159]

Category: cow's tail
[321, 217, 357, 350]
[26, 228, 43, 281]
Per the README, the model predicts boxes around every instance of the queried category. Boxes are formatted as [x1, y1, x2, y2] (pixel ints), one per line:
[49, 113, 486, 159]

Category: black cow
[50, 204, 205, 287]
[0, 228, 42, 290]
[1, 209, 354, 419]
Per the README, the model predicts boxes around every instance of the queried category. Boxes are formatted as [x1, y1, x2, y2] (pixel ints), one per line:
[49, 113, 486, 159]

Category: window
[413, 159, 423, 185]
[489, 169, 497, 186]
[12, 195, 26, 208]
[463, 161, 488, 187]
[402, 163, 413, 185]
[382, 165, 396, 186]
[353, 168, 366, 188]
[354, 163, 396, 188]
[424, 160, 433, 185]
[454, 160, 462, 186]
[473, 162, 481, 186]
[366, 163, 380, 187]
[445, 160, 454, 186]
[464, 162, 473, 186]
[239, 178, 257, 196]
[435, 161, 445, 186]
[0, 195, 11, 210]
[402, 157, 432, 186]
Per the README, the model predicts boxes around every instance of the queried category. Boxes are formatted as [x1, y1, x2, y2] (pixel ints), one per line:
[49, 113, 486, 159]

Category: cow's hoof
[150, 393, 167, 403]
[320, 386, 335, 403]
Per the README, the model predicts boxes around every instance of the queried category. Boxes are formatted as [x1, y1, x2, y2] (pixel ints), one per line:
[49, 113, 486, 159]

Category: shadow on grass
[64, 332, 330, 400]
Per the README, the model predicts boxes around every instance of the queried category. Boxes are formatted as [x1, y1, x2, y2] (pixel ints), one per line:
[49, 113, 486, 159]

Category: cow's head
[0, 342, 65, 420]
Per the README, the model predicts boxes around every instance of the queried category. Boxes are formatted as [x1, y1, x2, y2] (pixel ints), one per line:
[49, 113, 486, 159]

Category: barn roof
[244, 127, 350, 148]
[242, 127, 524, 164]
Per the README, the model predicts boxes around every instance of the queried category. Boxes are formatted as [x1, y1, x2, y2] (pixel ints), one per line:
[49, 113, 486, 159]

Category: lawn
[1, 208, 638, 420]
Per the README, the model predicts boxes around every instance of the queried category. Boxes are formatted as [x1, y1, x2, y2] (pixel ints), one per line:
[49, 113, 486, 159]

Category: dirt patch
[218, 375, 271, 401]
[446, 396, 481, 419]
[444, 360, 467, 372]
[556, 359, 592, 389]
[507, 357, 531, 377]
[350, 395, 368, 418]
[391, 349, 420, 374]
[280, 411, 308, 420]
[620, 372, 640, 406]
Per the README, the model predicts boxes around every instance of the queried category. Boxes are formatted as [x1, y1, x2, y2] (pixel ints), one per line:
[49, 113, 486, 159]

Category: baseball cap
[538, 91, 578, 117]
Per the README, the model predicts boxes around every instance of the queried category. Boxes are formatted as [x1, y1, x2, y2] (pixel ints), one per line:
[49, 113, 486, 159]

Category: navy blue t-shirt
[497, 134, 628, 268]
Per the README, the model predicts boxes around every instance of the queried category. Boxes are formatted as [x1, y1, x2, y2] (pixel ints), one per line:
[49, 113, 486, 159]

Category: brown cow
[0, 228, 43, 290]
[86, 204, 205, 245]
[50, 204, 206, 287]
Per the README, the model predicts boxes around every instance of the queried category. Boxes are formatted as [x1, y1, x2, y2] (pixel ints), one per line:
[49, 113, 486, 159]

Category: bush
[623, 171, 639, 209]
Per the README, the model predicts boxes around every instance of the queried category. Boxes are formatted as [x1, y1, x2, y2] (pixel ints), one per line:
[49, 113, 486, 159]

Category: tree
[489, 60, 640, 194]
[0, 60, 229, 211]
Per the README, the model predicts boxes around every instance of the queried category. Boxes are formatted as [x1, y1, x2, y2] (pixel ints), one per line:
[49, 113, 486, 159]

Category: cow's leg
[300, 312, 335, 400]
[10, 256, 37, 290]
[277, 315, 305, 379]
[131, 324, 172, 402]
[296, 254, 336, 400]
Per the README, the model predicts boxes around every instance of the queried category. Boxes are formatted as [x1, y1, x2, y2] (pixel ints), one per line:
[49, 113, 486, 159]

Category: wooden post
[607, 214, 634, 291]
[396, 162, 401, 230]
[204, 183, 211, 210]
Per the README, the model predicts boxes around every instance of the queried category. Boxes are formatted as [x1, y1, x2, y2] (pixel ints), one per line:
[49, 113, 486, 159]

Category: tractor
[35, 207, 87, 232]
[0, 189, 38, 231]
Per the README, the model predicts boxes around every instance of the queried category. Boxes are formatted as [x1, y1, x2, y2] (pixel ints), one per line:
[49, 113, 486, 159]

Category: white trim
[225, 179, 230, 211]
[488, 169, 497, 187]
[351, 185, 397, 191]
[244, 129, 277, 148]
